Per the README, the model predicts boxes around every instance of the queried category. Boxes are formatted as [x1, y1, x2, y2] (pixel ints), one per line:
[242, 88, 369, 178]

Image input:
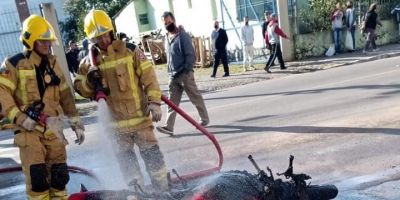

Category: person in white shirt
[241, 16, 255, 72]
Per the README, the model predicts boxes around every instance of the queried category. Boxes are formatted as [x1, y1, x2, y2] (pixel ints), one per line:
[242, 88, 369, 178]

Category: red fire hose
[0, 95, 223, 187]
[161, 95, 224, 183]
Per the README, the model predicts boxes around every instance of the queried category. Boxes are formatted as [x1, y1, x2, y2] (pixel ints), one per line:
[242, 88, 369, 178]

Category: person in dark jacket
[117, 32, 136, 51]
[210, 21, 229, 78]
[156, 11, 209, 136]
[362, 3, 382, 53]
[65, 40, 80, 76]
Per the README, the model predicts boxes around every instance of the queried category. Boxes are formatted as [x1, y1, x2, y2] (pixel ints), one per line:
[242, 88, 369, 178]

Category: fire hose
[0, 95, 223, 185]
[161, 95, 223, 183]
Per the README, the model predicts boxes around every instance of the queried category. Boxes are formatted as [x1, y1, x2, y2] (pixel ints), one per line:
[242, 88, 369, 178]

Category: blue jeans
[333, 28, 341, 53]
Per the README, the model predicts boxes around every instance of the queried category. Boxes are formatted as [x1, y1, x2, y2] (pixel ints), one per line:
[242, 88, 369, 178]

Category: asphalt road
[1, 56, 400, 199]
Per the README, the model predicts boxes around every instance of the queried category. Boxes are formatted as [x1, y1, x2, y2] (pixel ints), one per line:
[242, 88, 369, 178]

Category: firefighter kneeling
[0, 15, 85, 200]
[74, 10, 168, 190]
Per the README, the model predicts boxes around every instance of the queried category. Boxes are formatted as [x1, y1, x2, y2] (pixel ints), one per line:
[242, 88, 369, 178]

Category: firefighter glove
[148, 103, 162, 122]
[70, 120, 85, 145]
[22, 117, 37, 131]
[74, 128, 85, 145]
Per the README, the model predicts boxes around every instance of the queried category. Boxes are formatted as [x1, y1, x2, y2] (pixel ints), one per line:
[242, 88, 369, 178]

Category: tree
[62, 0, 131, 43]
[298, 0, 346, 33]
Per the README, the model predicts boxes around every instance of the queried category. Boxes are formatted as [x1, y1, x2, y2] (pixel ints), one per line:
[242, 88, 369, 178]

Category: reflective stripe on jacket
[0, 51, 79, 131]
[74, 40, 161, 132]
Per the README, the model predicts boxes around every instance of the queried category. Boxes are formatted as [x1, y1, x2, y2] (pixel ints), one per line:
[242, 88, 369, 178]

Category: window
[139, 14, 149, 25]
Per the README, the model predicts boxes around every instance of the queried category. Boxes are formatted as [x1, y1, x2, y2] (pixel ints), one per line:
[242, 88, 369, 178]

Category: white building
[114, 0, 277, 52]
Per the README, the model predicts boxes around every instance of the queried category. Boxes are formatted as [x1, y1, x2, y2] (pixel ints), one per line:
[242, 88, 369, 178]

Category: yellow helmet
[20, 15, 56, 51]
[84, 10, 114, 40]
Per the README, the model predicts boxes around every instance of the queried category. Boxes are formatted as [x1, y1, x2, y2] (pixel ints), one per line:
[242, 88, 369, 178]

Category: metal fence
[236, 0, 295, 22]
[0, 6, 41, 62]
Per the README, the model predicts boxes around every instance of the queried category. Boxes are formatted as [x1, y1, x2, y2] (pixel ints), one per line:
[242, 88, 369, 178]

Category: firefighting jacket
[74, 40, 161, 133]
[0, 51, 80, 132]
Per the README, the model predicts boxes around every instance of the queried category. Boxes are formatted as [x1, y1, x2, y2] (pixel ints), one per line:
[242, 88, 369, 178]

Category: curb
[300, 51, 400, 71]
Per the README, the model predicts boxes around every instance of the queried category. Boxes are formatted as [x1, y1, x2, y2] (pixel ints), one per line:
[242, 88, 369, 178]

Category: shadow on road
[172, 125, 400, 138]
[193, 84, 400, 103]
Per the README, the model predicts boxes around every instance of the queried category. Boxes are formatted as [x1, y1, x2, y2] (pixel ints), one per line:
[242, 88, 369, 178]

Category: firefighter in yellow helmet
[74, 10, 168, 190]
[0, 15, 85, 200]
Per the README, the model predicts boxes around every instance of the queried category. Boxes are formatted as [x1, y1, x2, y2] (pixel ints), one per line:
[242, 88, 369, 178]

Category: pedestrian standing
[210, 21, 229, 78]
[264, 13, 289, 73]
[75, 9, 168, 190]
[346, 1, 356, 51]
[362, 3, 383, 53]
[331, 3, 344, 54]
[262, 11, 276, 66]
[0, 15, 85, 200]
[241, 16, 255, 72]
[65, 40, 80, 77]
[156, 11, 210, 136]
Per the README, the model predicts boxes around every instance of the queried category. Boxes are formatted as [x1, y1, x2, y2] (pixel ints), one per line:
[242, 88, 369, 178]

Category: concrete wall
[294, 20, 400, 59]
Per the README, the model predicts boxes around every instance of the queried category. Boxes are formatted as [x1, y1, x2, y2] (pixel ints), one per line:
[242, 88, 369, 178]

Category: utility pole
[220, 0, 225, 28]
[15, 0, 30, 23]
[277, 0, 294, 61]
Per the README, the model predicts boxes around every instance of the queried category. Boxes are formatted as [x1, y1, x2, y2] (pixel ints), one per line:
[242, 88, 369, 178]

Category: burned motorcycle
[68, 155, 338, 200]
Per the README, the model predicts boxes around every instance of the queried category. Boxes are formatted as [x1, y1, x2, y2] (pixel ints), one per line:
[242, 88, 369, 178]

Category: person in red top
[264, 13, 289, 73]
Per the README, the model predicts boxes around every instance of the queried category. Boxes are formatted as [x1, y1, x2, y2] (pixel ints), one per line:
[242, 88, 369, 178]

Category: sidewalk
[76, 43, 400, 111]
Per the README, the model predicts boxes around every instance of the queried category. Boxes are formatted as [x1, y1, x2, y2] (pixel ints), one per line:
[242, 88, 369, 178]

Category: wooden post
[199, 37, 205, 67]
[207, 37, 212, 67]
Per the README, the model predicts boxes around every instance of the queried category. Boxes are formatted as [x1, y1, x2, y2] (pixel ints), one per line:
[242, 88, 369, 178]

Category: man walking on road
[157, 11, 210, 136]
[0, 15, 85, 200]
[210, 21, 229, 78]
[74, 9, 168, 191]
[264, 13, 289, 73]
[241, 16, 255, 72]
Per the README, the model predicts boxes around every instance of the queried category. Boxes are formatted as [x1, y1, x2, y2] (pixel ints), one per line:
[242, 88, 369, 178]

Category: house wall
[115, 0, 266, 51]
[134, 0, 152, 32]
[147, 0, 172, 30]
[115, 2, 140, 37]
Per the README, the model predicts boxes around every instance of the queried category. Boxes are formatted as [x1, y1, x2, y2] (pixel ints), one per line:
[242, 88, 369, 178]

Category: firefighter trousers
[14, 131, 69, 200]
[115, 125, 168, 190]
